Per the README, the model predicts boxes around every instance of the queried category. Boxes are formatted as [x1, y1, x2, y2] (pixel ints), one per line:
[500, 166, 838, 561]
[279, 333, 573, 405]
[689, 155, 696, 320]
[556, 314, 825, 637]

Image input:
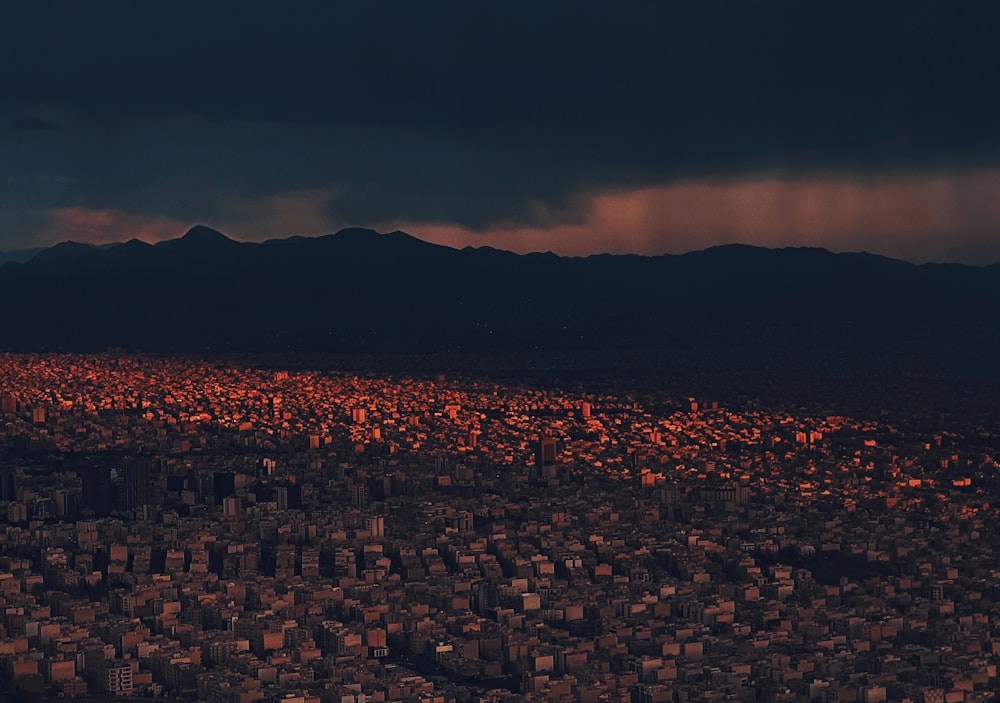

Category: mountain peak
[29, 240, 99, 264]
[327, 228, 442, 255]
[181, 225, 233, 244]
[120, 238, 152, 249]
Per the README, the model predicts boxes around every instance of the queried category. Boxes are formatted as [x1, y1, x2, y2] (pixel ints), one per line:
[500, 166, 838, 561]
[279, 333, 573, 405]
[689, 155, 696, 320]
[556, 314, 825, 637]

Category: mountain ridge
[6, 226, 998, 269]
[0, 225, 996, 353]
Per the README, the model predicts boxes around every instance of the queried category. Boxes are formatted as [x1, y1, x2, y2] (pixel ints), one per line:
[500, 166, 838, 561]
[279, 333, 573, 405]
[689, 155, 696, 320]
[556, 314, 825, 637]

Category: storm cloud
[1, 1, 998, 261]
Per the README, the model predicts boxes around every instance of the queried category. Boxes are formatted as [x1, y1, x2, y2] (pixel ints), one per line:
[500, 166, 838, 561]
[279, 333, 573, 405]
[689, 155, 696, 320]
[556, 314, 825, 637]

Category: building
[104, 660, 133, 695]
[222, 495, 243, 517]
[537, 436, 558, 466]
[80, 465, 113, 517]
[352, 481, 369, 507]
[118, 457, 151, 511]
[276, 482, 302, 511]
[0, 466, 17, 501]
[213, 471, 236, 506]
[366, 516, 385, 538]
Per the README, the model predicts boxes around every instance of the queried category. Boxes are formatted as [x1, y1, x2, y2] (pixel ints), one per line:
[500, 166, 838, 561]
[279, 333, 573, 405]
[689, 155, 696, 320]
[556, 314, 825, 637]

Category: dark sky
[2, 1, 999, 263]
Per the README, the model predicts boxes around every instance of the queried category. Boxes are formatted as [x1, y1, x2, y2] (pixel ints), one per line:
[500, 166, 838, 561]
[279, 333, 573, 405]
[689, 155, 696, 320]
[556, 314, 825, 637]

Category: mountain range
[1, 226, 997, 353]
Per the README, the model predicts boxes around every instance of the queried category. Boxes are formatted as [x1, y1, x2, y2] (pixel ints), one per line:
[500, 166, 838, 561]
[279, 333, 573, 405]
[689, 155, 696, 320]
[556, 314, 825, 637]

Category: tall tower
[213, 472, 236, 506]
[0, 466, 18, 501]
[366, 516, 385, 538]
[80, 465, 113, 517]
[537, 436, 558, 466]
[118, 458, 151, 511]
[352, 481, 369, 507]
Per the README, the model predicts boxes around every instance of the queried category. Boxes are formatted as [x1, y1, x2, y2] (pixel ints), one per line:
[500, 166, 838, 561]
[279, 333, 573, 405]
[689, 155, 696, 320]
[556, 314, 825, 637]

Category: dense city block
[0, 354, 998, 703]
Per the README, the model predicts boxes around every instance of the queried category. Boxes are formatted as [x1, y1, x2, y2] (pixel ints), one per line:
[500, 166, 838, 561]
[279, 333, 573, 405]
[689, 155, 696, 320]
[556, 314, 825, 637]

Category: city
[1, 353, 997, 703]
[4, 2, 999, 702]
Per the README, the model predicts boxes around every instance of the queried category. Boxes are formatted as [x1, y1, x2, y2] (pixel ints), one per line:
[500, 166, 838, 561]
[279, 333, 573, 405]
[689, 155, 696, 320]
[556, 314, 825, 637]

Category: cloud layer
[384, 170, 1000, 264]
[2, 2, 999, 262]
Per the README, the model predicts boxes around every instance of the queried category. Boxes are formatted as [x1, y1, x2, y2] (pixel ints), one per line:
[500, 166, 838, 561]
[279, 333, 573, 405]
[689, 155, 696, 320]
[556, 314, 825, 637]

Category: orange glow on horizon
[37, 168, 1000, 265]
[42, 207, 186, 247]
[380, 168, 1000, 263]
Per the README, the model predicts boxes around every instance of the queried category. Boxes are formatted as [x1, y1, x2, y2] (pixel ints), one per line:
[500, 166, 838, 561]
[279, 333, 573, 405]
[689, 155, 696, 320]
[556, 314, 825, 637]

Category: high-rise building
[55, 490, 79, 517]
[274, 543, 296, 580]
[222, 495, 243, 517]
[275, 483, 302, 511]
[0, 466, 17, 501]
[80, 465, 113, 517]
[537, 436, 558, 466]
[258, 458, 276, 477]
[118, 458, 151, 511]
[299, 547, 320, 579]
[352, 481, 369, 507]
[366, 516, 385, 538]
[213, 472, 236, 506]
[449, 511, 473, 532]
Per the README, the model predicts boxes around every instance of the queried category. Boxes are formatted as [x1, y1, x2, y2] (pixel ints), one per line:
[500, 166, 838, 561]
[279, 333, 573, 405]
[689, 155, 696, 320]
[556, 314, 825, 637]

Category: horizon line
[6, 225, 998, 269]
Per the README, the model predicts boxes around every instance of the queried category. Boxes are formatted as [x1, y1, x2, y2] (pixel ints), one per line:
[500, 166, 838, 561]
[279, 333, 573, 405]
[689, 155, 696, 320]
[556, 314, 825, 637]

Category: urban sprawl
[0, 354, 998, 703]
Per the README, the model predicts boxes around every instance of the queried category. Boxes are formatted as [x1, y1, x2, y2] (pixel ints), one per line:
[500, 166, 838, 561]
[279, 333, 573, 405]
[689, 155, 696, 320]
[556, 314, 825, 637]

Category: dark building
[0, 392, 15, 414]
[476, 580, 499, 616]
[351, 480, 369, 507]
[30, 496, 53, 519]
[117, 458, 152, 511]
[0, 466, 18, 501]
[57, 490, 79, 517]
[80, 465, 113, 517]
[275, 482, 302, 511]
[213, 471, 236, 506]
[166, 475, 187, 493]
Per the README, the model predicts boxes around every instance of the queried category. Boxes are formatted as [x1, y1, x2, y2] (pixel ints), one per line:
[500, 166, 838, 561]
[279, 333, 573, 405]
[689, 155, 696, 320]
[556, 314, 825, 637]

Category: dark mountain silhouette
[0, 226, 997, 353]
